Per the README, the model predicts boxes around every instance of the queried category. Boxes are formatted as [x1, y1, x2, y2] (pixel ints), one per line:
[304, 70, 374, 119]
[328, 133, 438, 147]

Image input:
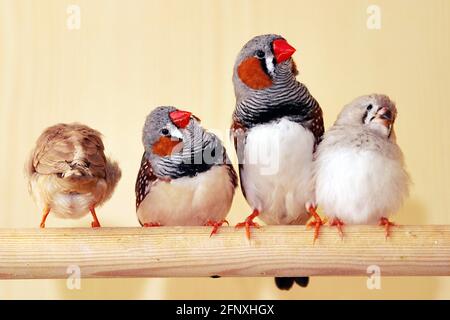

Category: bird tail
[62, 159, 93, 179]
[274, 277, 309, 290]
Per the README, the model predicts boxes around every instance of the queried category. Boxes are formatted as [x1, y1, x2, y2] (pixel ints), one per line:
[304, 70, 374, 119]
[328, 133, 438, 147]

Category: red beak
[272, 39, 296, 64]
[169, 110, 192, 129]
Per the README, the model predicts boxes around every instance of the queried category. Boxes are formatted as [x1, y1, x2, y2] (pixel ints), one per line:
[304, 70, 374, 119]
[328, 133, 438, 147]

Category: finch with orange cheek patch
[314, 94, 411, 239]
[135, 106, 237, 236]
[231, 34, 324, 290]
[27, 123, 121, 228]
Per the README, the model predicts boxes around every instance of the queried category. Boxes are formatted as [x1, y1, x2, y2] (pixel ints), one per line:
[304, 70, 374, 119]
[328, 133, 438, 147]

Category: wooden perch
[0, 225, 449, 279]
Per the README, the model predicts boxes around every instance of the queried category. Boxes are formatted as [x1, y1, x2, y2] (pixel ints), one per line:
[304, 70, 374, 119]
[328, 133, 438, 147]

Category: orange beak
[169, 110, 192, 129]
[374, 107, 395, 131]
[376, 107, 394, 125]
[272, 39, 296, 64]
[378, 108, 393, 122]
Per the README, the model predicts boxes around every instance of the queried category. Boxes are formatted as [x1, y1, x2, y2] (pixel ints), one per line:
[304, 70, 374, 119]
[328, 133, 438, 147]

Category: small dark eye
[161, 128, 169, 136]
[367, 104, 373, 111]
[255, 50, 265, 59]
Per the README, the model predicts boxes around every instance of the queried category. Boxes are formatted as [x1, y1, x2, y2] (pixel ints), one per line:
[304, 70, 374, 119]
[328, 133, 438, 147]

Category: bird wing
[300, 103, 324, 146]
[31, 124, 107, 178]
[135, 152, 158, 212]
[221, 143, 238, 190]
[230, 118, 248, 199]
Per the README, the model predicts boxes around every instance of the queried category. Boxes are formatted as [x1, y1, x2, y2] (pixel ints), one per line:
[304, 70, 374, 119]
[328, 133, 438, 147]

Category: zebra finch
[231, 34, 325, 290]
[27, 123, 121, 228]
[314, 94, 410, 238]
[136, 106, 237, 236]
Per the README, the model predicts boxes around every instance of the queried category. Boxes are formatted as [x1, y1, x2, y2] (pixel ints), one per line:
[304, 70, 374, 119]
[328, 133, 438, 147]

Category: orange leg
[89, 207, 101, 228]
[205, 219, 229, 237]
[143, 222, 161, 227]
[40, 206, 51, 228]
[330, 218, 345, 239]
[235, 209, 260, 240]
[306, 206, 326, 243]
[379, 217, 395, 239]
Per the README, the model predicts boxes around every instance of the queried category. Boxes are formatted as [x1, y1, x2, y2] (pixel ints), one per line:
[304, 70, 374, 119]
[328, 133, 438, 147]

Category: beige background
[0, 0, 449, 299]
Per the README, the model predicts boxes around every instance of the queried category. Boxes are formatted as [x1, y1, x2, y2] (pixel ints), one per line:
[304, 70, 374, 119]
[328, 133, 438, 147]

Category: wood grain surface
[0, 225, 449, 279]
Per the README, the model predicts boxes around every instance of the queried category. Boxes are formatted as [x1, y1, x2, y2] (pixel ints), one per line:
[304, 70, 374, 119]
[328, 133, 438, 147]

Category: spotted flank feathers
[135, 152, 158, 210]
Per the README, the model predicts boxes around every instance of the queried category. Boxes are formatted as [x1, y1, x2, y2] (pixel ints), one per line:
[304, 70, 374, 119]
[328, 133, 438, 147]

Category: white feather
[137, 165, 234, 225]
[30, 174, 108, 219]
[241, 118, 315, 225]
[265, 56, 275, 75]
[315, 147, 410, 224]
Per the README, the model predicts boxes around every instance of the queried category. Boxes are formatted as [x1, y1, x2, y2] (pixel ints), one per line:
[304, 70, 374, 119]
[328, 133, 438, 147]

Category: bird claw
[143, 222, 161, 228]
[235, 220, 260, 240]
[91, 221, 101, 228]
[89, 207, 101, 228]
[379, 217, 395, 239]
[330, 218, 345, 239]
[306, 207, 326, 244]
[306, 219, 325, 243]
[39, 207, 50, 229]
[205, 219, 229, 237]
[235, 210, 260, 240]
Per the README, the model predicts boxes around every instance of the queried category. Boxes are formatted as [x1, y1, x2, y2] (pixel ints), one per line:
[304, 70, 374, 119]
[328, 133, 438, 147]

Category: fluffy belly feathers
[240, 119, 315, 225]
[315, 148, 410, 224]
[30, 174, 107, 219]
[137, 165, 234, 226]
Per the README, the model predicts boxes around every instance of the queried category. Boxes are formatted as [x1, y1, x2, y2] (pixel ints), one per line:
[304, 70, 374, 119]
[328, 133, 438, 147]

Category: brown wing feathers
[30, 123, 107, 179]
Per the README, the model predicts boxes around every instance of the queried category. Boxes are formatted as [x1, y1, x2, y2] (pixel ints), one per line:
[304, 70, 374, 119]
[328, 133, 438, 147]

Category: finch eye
[161, 128, 169, 136]
[255, 50, 265, 59]
[367, 104, 373, 111]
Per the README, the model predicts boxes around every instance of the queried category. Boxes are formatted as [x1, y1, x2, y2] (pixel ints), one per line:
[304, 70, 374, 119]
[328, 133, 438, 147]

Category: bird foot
[205, 219, 229, 237]
[306, 207, 326, 244]
[379, 217, 395, 239]
[330, 218, 345, 239]
[39, 207, 50, 229]
[89, 207, 101, 228]
[91, 221, 101, 228]
[235, 210, 260, 240]
[143, 222, 161, 228]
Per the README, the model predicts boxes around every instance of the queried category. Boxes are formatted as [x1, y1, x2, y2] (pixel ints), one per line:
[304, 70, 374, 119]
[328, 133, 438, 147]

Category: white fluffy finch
[27, 123, 121, 228]
[231, 34, 324, 290]
[314, 94, 410, 237]
[135, 106, 237, 236]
